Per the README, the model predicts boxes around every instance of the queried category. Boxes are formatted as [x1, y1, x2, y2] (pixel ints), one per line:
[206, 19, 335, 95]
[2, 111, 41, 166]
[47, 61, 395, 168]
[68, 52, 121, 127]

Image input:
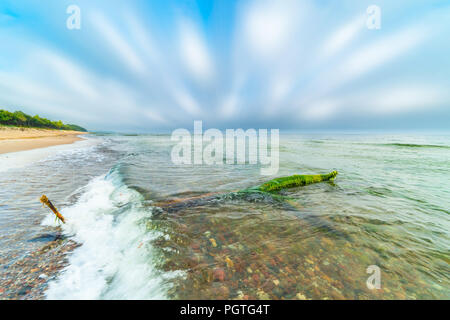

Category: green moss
[257, 171, 338, 193]
[153, 171, 339, 214]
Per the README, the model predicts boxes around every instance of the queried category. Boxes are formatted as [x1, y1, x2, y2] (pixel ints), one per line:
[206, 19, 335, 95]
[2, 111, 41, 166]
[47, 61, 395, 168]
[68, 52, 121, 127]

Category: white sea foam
[43, 170, 181, 299]
[0, 136, 99, 173]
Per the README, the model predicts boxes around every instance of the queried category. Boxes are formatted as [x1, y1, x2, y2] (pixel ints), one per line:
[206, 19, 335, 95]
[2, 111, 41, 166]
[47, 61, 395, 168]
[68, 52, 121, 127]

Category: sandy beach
[0, 127, 87, 154]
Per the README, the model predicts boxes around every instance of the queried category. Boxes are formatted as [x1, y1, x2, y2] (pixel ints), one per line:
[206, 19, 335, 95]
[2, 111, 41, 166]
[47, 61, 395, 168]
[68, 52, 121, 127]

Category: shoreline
[0, 127, 88, 154]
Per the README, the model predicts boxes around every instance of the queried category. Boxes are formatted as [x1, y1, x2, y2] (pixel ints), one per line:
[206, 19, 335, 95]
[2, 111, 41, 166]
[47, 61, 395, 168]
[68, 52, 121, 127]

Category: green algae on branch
[256, 171, 338, 193]
[153, 171, 339, 212]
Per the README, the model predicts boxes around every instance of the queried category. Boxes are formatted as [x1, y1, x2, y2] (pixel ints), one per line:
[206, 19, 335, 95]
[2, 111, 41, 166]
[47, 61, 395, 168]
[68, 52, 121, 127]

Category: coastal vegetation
[0, 109, 86, 131]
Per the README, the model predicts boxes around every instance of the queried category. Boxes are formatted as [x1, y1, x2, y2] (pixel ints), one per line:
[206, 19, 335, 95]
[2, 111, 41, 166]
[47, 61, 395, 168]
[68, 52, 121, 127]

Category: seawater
[0, 133, 448, 299]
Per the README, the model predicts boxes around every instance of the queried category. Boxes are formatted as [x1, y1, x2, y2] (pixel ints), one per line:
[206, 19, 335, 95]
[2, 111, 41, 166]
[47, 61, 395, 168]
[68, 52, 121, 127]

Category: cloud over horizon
[0, 0, 449, 132]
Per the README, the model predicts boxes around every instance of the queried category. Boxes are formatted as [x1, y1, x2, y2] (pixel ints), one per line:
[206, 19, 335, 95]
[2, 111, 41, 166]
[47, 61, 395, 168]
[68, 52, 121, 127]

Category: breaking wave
[42, 166, 181, 299]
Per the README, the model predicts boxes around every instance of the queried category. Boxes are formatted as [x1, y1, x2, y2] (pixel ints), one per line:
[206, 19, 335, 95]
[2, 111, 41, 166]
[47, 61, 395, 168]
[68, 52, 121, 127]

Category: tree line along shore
[0, 109, 87, 132]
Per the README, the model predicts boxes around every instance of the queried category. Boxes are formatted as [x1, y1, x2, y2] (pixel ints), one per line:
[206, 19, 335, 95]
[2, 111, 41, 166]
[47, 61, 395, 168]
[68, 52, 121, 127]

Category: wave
[0, 137, 100, 173]
[379, 143, 450, 149]
[42, 166, 182, 299]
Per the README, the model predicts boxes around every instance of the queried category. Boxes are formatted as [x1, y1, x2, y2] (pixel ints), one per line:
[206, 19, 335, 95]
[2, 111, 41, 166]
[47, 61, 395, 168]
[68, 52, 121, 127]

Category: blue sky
[0, 0, 449, 132]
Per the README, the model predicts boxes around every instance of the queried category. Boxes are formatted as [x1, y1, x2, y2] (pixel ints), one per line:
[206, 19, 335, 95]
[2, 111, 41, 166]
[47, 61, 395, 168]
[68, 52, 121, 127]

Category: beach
[0, 133, 448, 300]
[0, 127, 87, 154]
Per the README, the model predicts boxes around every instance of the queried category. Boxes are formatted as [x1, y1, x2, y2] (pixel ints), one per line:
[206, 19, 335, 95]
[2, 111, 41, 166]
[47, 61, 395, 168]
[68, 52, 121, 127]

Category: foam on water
[0, 136, 99, 173]
[43, 168, 181, 299]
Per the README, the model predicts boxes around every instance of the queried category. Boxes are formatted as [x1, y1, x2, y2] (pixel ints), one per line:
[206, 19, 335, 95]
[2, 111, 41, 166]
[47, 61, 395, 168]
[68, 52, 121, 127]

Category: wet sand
[0, 127, 87, 154]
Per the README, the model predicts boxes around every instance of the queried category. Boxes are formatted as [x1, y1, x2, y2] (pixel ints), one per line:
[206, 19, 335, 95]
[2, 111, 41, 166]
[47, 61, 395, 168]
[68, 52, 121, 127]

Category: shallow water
[0, 133, 449, 299]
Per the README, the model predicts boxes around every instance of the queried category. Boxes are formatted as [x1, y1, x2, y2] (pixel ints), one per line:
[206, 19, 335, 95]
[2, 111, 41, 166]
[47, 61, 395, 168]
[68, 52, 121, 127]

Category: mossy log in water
[256, 171, 338, 193]
[155, 171, 338, 212]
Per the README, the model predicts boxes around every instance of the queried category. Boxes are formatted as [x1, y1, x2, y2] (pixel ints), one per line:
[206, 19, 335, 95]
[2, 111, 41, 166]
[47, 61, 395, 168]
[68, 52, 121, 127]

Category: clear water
[0, 133, 449, 299]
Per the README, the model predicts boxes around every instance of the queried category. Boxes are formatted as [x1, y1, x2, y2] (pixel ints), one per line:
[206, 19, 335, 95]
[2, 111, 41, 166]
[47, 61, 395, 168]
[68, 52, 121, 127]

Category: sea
[0, 132, 448, 299]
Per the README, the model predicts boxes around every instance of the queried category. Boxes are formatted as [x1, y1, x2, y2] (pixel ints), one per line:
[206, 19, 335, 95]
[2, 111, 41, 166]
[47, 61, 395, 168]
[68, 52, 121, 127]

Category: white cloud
[0, 72, 66, 105]
[261, 74, 293, 115]
[271, 76, 291, 103]
[143, 108, 167, 123]
[125, 12, 160, 65]
[172, 88, 202, 115]
[338, 26, 427, 84]
[91, 12, 145, 74]
[38, 51, 100, 100]
[0, 45, 169, 128]
[362, 85, 448, 115]
[301, 99, 342, 121]
[178, 19, 214, 83]
[242, 0, 301, 59]
[294, 24, 430, 109]
[0, 1, 448, 130]
[219, 93, 239, 118]
[321, 15, 365, 58]
[299, 84, 448, 122]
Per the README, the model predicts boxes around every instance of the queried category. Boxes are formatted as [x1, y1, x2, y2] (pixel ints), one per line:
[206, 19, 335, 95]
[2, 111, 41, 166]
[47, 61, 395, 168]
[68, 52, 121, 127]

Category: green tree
[0, 108, 87, 131]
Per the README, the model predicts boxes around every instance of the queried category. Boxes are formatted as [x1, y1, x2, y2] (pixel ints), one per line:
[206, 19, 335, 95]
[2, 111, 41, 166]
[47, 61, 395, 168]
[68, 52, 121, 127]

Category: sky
[0, 0, 449, 132]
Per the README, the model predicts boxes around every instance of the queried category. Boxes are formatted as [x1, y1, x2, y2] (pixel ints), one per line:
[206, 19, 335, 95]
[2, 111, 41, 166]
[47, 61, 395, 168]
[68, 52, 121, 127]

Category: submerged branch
[256, 171, 338, 193]
[154, 171, 339, 213]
